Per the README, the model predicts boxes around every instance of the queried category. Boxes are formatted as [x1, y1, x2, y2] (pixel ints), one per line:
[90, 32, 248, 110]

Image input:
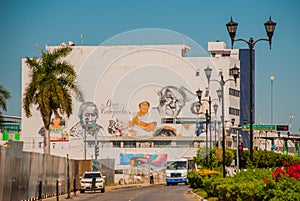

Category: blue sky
[1, 0, 299, 133]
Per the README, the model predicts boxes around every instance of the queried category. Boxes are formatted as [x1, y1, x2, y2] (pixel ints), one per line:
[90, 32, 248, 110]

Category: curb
[190, 190, 207, 201]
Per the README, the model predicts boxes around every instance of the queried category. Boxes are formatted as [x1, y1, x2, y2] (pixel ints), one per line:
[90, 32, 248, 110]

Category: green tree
[23, 45, 84, 154]
[0, 85, 11, 114]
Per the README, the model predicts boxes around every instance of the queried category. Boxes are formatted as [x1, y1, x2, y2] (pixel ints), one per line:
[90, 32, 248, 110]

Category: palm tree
[23, 45, 84, 154]
[0, 84, 11, 121]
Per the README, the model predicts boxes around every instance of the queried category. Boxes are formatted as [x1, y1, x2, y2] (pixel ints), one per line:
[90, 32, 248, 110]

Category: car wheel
[101, 187, 105, 193]
[80, 189, 85, 193]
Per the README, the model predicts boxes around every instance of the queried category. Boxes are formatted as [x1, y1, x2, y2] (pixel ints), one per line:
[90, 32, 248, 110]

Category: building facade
[21, 41, 241, 171]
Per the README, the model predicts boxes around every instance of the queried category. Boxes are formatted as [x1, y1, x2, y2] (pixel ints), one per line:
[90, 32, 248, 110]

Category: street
[43, 184, 199, 201]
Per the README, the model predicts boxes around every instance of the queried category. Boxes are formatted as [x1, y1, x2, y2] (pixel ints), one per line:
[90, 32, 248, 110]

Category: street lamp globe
[196, 89, 202, 102]
[231, 118, 235, 126]
[270, 75, 275, 81]
[264, 17, 277, 49]
[216, 88, 222, 101]
[213, 103, 218, 115]
[204, 65, 213, 85]
[231, 64, 239, 83]
[226, 17, 238, 48]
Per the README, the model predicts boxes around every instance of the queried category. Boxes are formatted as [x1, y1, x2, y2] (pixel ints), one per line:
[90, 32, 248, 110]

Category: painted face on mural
[82, 106, 98, 126]
[158, 88, 185, 117]
[139, 101, 150, 115]
[52, 115, 62, 128]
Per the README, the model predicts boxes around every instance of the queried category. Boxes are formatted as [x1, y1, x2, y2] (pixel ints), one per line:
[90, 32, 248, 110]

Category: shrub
[192, 188, 208, 198]
[191, 148, 300, 200]
[263, 177, 300, 201]
[188, 170, 204, 189]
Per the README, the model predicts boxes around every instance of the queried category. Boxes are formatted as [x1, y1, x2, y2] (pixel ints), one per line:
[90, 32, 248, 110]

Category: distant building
[0, 115, 21, 141]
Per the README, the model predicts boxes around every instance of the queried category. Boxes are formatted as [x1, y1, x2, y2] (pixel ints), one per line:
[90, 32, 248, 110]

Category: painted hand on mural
[108, 119, 128, 136]
[128, 101, 157, 136]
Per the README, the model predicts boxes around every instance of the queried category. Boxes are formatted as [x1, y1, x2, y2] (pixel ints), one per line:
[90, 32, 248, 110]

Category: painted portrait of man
[157, 86, 194, 118]
[153, 86, 195, 136]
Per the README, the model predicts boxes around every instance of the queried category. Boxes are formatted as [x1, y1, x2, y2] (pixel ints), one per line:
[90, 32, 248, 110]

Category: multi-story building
[21, 41, 242, 174]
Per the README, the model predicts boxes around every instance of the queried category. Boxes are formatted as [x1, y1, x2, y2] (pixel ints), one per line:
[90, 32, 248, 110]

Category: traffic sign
[242, 124, 275, 131]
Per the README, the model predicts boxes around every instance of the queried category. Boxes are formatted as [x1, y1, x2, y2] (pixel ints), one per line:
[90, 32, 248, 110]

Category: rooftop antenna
[81, 33, 83, 46]
[182, 35, 188, 57]
[182, 34, 185, 46]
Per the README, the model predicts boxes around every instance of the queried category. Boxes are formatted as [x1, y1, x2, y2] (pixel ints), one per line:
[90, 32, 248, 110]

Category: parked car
[80, 171, 106, 193]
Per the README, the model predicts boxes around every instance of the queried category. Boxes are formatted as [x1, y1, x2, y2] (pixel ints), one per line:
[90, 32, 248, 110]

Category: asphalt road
[42, 184, 199, 201]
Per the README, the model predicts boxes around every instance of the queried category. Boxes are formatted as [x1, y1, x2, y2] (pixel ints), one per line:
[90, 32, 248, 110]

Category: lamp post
[226, 17, 277, 161]
[213, 103, 219, 146]
[205, 64, 239, 178]
[205, 109, 210, 167]
[270, 75, 275, 125]
[196, 89, 211, 168]
[266, 75, 275, 151]
[231, 118, 239, 172]
[204, 65, 221, 170]
[84, 120, 88, 160]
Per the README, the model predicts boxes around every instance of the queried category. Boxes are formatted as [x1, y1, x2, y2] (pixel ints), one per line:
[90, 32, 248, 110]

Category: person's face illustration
[82, 106, 98, 126]
[53, 116, 61, 126]
[160, 89, 184, 117]
[139, 101, 149, 114]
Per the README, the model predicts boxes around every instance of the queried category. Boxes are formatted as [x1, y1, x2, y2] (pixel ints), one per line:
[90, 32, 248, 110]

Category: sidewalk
[41, 183, 164, 201]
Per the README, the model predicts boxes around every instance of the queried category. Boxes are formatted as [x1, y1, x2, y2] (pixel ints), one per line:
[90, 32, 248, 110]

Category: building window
[154, 141, 171, 148]
[113, 141, 121, 148]
[176, 141, 193, 147]
[229, 88, 240, 97]
[229, 107, 240, 116]
[222, 53, 230, 57]
[124, 141, 136, 148]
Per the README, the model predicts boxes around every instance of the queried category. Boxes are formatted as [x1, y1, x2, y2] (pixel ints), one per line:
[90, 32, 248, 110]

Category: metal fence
[0, 143, 73, 201]
[0, 141, 118, 201]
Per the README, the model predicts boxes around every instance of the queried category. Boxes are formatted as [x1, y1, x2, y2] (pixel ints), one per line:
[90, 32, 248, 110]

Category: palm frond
[0, 85, 11, 112]
[23, 44, 84, 125]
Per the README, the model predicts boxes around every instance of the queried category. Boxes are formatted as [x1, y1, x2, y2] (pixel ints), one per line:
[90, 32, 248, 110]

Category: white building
[21, 41, 240, 170]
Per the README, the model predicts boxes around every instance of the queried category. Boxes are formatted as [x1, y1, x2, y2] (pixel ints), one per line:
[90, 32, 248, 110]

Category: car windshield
[83, 173, 101, 178]
[166, 161, 187, 170]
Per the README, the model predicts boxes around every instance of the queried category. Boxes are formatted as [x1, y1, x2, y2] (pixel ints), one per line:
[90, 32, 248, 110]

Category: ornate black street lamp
[196, 89, 211, 168]
[205, 64, 239, 178]
[226, 17, 276, 161]
[213, 103, 219, 145]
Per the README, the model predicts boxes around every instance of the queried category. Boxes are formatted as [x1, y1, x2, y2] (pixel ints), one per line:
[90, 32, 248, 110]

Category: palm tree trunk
[44, 128, 50, 154]
[41, 112, 52, 155]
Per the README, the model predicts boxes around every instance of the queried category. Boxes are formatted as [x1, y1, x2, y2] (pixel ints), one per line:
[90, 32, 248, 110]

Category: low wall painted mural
[120, 153, 167, 168]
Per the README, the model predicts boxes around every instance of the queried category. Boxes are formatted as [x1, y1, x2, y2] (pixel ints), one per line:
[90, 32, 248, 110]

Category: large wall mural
[22, 44, 220, 148]
[66, 84, 202, 138]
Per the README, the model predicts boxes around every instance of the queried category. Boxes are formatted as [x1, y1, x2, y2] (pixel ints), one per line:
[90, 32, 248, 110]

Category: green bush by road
[189, 149, 300, 201]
